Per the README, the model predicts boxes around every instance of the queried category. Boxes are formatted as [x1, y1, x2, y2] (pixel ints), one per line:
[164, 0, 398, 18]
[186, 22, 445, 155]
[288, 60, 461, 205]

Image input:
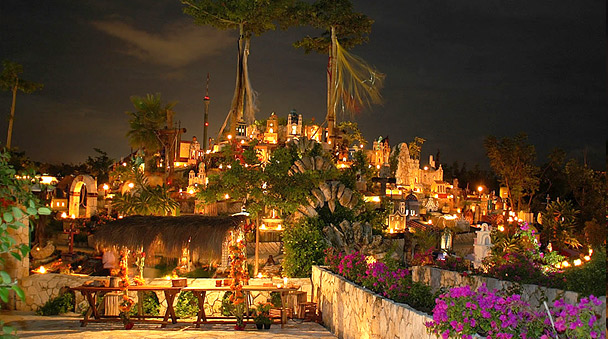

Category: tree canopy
[484, 133, 539, 212]
[1, 60, 43, 149]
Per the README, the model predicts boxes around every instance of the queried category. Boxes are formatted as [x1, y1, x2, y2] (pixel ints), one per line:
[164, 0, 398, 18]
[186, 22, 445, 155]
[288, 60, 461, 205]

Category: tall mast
[203, 73, 210, 152]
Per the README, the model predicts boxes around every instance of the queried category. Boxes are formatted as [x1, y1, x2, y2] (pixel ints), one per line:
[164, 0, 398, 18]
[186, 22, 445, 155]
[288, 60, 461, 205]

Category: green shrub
[128, 291, 160, 316]
[221, 291, 233, 316]
[269, 292, 282, 307]
[282, 217, 327, 277]
[561, 247, 606, 296]
[175, 291, 198, 318]
[182, 266, 216, 278]
[36, 292, 74, 315]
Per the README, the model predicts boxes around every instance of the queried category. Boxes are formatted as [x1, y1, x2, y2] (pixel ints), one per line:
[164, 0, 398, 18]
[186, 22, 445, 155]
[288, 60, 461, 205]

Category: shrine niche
[68, 175, 98, 218]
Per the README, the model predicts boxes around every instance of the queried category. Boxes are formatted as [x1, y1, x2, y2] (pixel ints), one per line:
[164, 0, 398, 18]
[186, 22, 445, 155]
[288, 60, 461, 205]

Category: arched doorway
[69, 175, 98, 218]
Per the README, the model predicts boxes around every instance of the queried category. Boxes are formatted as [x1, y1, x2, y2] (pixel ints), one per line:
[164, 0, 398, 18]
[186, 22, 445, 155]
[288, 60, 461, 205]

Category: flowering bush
[411, 248, 435, 266]
[436, 256, 470, 273]
[325, 248, 437, 313]
[425, 284, 606, 339]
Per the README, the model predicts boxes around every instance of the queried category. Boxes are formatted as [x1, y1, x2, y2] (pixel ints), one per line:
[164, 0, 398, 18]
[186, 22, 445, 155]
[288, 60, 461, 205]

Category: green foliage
[292, 0, 373, 53]
[0, 150, 49, 334]
[407, 137, 426, 160]
[175, 291, 198, 318]
[85, 148, 114, 184]
[197, 138, 337, 218]
[564, 159, 606, 224]
[269, 292, 282, 307]
[221, 291, 234, 316]
[252, 302, 272, 325]
[126, 93, 175, 169]
[36, 292, 74, 316]
[181, 266, 216, 278]
[540, 200, 581, 249]
[560, 247, 606, 296]
[282, 217, 327, 277]
[484, 133, 539, 212]
[128, 291, 160, 316]
[111, 168, 179, 216]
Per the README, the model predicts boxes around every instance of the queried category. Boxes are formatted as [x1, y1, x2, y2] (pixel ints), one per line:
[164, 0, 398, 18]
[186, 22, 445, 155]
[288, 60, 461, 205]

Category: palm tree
[126, 93, 175, 171]
[0, 60, 43, 149]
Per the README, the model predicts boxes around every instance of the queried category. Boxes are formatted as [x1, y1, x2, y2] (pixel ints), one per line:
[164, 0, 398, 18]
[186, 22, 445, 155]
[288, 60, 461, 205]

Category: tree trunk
[6, 81, 18, 148]
[326, 26, 338, 144]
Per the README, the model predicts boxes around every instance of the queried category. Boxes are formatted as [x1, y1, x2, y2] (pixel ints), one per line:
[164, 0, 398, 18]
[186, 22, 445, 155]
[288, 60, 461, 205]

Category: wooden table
[71, 285, 182, 328]
[182, 285, 299, 328]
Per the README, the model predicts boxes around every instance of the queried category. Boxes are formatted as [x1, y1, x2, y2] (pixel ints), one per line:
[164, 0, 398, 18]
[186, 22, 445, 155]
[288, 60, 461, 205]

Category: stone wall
[16, 274, 312, 316]
[311, 266, 434, 339]
[411, 266, 606, 324]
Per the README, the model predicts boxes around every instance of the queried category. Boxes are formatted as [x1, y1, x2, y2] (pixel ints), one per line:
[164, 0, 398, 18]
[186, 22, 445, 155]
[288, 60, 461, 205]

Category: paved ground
[1, 311, 336, 339]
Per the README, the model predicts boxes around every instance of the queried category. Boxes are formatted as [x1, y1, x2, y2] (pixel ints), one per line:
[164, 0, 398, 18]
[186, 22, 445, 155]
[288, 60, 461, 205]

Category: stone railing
[16, 274, 312, 315]
[411, 265, 606, 322]
[311, 266, 434, 339]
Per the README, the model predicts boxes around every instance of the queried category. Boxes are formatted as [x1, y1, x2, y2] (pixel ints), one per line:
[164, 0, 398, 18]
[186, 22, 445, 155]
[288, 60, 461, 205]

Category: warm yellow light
[498, 225, 505, 232]
[102, 184, 109, 190]
[283, 277, 288, 285]
[428, 220, 433, 225]
[224, 194, 230, 199]
[366, 256, 376, 264]
[227, 134, 232, 140]
[240, 140, 245, 144]
[257, 273, 263, 278]
[187, 188, 195, 195]
[70, 214, 76, 219]
[457, 208, 461, 213]
[573, 259, 582, 266]
[36, 266, 47, 274]
[360, 144, 364, 148]
[277, 224, 282, 230]
[219, 164, 223, 169]
[584, 255, 591, 261]
[477, 186, 483, 193]
[260, 224, 267, 230]
[127, 182, 135, 189]
[561, 261, 570, 268]
[376, 165, 381, 169]
[389, 228, 394, 234]
[424, 166, 428, 170]
[61, 212, 67, 219]
[588, 248, 593, 256]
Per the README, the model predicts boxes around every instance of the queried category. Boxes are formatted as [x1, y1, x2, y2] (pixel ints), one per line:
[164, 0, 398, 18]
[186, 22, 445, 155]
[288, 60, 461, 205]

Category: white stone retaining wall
[311, 266, 434, 339]
[411, 266, 606, 323]
[16, 274, 312, 316]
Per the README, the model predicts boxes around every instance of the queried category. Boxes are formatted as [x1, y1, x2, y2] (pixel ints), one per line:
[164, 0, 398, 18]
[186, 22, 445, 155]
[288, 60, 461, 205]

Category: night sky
[0, 0, 605, 169]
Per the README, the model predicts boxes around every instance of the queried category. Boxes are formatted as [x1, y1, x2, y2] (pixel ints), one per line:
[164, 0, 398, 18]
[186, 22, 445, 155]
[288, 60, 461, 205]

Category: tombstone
[68, 175, 98, 218]
[473, 223, 492, 268]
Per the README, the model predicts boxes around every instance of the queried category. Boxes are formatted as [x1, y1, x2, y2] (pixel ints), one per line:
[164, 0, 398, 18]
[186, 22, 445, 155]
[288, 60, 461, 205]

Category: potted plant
[253, 302, 272, 330]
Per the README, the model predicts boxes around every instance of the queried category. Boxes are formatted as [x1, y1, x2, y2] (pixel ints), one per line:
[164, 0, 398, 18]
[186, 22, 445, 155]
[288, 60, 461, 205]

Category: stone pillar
[1, 217, 29, 309]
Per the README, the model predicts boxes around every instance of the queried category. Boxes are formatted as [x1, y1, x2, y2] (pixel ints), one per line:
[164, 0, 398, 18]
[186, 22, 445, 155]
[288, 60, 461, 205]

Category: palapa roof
[91, 215, 247, 262]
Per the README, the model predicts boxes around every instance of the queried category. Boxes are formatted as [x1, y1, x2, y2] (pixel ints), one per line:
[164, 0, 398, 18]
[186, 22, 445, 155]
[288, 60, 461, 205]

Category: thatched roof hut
[91, 215, 247, 262]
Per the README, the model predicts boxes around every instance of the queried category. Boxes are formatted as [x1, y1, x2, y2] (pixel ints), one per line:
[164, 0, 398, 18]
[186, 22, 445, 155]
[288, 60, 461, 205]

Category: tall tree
[0, 60, 43, 149]
[293, 0, 382, 141]
[126, 93, 175, 171]
[86, 148, 114, 184]
[484, 133, 539, 212]
[182, 0, 292, 141]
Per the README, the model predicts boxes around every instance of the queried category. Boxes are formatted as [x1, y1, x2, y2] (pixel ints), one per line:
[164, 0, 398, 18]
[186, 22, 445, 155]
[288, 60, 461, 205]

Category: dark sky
[1, 0, 605, 169]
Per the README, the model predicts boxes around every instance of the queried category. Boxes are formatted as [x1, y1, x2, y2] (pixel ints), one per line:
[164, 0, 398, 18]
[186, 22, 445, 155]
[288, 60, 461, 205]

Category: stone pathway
[1, 311, 336, 339]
